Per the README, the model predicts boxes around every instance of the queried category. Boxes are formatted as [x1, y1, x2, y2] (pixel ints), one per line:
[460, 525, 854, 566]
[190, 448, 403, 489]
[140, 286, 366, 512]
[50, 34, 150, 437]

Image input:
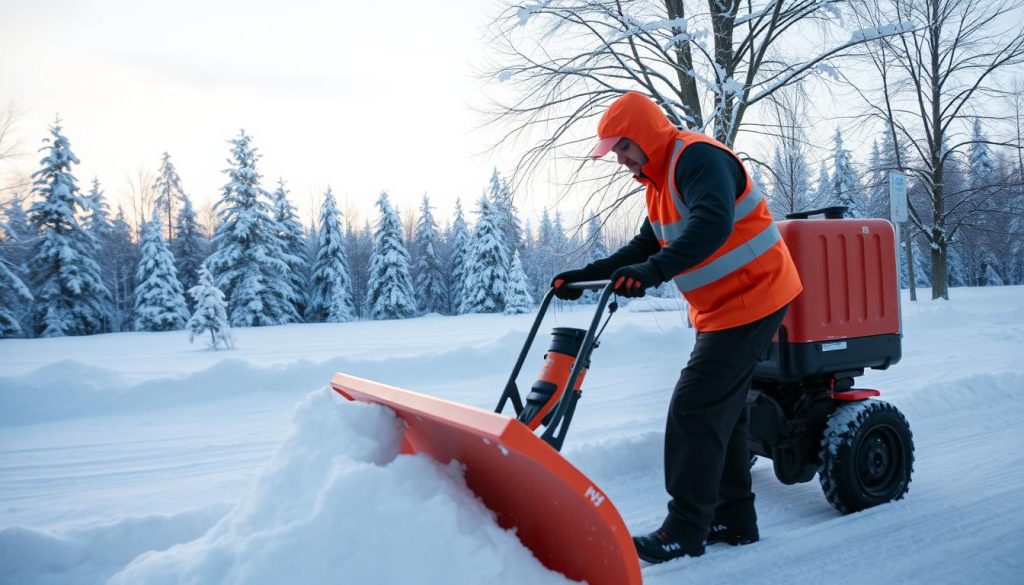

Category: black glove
[609, 263, 663, 298]
[551, 266, 604, 300]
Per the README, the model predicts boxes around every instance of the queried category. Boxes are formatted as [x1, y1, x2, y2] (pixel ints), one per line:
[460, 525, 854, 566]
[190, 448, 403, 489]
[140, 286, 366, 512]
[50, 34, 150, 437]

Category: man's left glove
[610, 263, 663, 298]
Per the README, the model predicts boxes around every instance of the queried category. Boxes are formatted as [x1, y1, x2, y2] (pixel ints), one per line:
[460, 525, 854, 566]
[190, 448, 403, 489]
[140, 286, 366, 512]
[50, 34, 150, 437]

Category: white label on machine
[821, 341, 848, 352]
[585, 485, 606, 507]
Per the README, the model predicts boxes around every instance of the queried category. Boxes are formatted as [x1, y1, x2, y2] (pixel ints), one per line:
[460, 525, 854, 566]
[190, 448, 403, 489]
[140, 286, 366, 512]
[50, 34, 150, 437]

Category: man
[552, 92, 802, 563]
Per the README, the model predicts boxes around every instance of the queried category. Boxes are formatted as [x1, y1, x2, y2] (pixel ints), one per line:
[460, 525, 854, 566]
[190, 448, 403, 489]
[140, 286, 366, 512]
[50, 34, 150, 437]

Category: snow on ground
[2, 287, 1023, 584]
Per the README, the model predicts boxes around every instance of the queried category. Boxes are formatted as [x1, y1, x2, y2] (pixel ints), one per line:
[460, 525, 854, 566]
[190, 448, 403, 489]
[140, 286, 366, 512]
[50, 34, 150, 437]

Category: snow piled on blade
[107, 388, 578, 585]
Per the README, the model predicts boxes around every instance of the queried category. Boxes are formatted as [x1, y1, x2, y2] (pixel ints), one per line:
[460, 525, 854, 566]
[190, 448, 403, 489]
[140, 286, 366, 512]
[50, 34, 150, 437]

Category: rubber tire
[818, 400, 914, 514]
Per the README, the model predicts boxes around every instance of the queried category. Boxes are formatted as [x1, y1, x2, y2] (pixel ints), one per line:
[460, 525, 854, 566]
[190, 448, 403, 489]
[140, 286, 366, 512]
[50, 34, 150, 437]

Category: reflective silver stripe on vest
[733, 182, 764, 222]
[651, 139, 689, 242]
[672, 222, 782, 293]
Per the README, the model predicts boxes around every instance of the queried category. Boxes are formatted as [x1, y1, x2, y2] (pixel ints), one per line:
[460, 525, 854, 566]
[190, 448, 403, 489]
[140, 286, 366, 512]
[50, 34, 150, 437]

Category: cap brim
[589, 135, 622, 159]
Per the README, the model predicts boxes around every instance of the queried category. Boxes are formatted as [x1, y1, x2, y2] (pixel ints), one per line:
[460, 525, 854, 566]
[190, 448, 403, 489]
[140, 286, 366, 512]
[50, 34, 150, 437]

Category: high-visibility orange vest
[596, 92, 802, 331]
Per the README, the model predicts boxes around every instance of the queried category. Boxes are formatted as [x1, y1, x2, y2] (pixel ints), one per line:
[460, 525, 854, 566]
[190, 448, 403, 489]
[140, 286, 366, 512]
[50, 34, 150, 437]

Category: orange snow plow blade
[331, 372, 642, 585]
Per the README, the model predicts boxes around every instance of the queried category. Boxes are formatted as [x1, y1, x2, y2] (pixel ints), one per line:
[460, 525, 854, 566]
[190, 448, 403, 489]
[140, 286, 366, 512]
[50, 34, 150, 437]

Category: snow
[849, 21, 917, 43]
[2, 286, 1024, 584]
[815, 62, 840, 81]
[107, 391, 575, 585]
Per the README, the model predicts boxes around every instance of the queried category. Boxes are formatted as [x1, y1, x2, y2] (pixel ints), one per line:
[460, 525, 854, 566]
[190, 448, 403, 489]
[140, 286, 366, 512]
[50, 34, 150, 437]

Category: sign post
[889, 171, 908, 332]
[889, 171, 908, 222]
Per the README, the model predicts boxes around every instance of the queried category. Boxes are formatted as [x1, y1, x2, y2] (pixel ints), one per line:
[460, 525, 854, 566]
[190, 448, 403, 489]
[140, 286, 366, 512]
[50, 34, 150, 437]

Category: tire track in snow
[562, 372, 1024, 584]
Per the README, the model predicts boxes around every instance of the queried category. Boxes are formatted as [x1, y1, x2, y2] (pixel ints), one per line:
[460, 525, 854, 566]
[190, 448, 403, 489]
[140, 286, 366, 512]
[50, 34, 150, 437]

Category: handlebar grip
[561, 280, 612, 290]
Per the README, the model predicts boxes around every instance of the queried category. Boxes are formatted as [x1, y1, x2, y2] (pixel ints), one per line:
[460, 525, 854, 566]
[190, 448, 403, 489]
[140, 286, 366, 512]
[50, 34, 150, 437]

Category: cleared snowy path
[1, 288, 1022, 584]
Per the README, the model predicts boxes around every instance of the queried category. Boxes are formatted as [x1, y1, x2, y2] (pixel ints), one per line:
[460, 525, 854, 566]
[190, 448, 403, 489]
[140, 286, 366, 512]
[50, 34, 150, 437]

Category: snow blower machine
[331, 206, 913, 584]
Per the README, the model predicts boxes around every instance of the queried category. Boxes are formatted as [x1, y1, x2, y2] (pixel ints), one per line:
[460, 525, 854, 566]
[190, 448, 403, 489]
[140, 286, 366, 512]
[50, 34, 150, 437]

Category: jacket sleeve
[584, 218, 661, 278]
[644, 143, 744, 281]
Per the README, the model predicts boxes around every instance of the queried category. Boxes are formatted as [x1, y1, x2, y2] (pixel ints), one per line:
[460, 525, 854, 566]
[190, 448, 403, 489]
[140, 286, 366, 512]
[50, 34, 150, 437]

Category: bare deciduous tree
[200, 199, 219, 240]
[849, 0, 1024, 299]
[1011, 78, 1024, 181]
[761, 84, 816, 217]
[123, 166, 157, 237]
[486, 0, 908, 216]
[0, 102, 31, 202]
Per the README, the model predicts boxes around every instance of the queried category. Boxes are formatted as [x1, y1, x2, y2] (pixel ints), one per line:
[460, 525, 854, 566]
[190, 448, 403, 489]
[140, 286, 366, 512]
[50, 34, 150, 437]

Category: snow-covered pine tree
[446, 198, 472, 314]
[489, 168, 524, 260]
[866, 138, 888, 219]
[1, 193, 33, 248]
[345, 219, 374, 318]
[412, 195, 447, 314]
[367, 192, 417, 320]
[172, 194, 207, 307]
[875, 130, 910, 220]
[768, 142, 812, 218]
[107, 207, 139, 331]
[503, 250, 534, 315]
[81, 178, 112, 238]
[898, 236, 930, 289]
[304, 219, 318, 285]
[0, 194, 35, 336]
[829, 129, 865, 217]
[964, 119, 1004, 285]
[133, 211, 189, 331]
[26, 120, 111, 337]
[80, 178, 120, 321]
[980, 251, 1005, 286]
[153, 152, 186, 239]
[206, 130, 300, 327]
[584, 213, 608, 262]
[187, 265, 234, 350]
[580, 212, 609, 303]
[550, 210, 572, 274]
[527, 209, 556, 301]
[459, 194, 509, 314]
[947, 242, 969, 288]
[305, 187, 355, 323]
[815, 161, 831, 212]
[1007, 184, 1024, 285]
[0, 257, 32, 337]
[969, 119, 996, 191]
[522, 218, 535, 257]
[269, 179, 308, 319]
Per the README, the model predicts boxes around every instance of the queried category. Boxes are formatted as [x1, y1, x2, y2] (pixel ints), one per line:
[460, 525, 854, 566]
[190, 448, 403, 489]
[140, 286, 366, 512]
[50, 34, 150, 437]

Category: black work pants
[661, 305, 788, 546]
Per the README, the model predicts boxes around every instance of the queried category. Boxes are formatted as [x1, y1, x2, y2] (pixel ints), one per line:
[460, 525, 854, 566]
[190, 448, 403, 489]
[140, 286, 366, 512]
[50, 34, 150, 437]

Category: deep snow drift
[108, 391, 576, 585]
[2, 287, 1023, 584]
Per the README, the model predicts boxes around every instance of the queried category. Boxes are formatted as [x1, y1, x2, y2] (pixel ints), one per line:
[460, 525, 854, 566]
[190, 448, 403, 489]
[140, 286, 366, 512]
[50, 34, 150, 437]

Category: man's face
[611, 138, 649, 177]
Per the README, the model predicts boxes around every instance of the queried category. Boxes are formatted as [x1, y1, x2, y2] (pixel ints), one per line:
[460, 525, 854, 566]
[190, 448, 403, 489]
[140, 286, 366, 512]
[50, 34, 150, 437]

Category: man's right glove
[551, 266, 604, 300]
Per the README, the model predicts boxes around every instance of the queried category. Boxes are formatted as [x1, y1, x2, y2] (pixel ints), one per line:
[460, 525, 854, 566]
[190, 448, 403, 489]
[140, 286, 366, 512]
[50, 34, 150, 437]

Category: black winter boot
[632, 529, 705, 563]
[706, 523, 759, 546]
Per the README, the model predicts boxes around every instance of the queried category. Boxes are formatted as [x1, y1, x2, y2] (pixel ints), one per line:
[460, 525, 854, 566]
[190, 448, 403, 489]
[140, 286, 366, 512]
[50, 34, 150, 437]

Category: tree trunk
[905, 233, 917, 301]
[709, 0, 737, 143]
[928, 164, 949, 300]
[930, 235, 948, 299]
[665, 0, 702, 129]
[928, 2, 948, 301]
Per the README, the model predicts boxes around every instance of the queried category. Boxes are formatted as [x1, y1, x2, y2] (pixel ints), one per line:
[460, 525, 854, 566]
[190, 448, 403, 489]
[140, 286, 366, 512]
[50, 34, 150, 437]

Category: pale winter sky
[5, 1, 1017, 235]
[0, 0, 536, 228]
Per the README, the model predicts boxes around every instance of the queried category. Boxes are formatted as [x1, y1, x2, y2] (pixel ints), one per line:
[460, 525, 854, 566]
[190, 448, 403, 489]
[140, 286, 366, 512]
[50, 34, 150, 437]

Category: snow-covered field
[2, 287, 1023, 584]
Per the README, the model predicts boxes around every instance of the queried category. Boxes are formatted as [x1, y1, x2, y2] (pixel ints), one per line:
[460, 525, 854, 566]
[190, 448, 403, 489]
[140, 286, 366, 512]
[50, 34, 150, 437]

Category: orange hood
[596, 92, 679, 186]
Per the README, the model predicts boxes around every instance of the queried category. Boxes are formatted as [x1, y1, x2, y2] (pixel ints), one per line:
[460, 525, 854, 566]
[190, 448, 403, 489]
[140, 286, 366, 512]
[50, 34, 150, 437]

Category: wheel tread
[818, 400, 915, 514]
